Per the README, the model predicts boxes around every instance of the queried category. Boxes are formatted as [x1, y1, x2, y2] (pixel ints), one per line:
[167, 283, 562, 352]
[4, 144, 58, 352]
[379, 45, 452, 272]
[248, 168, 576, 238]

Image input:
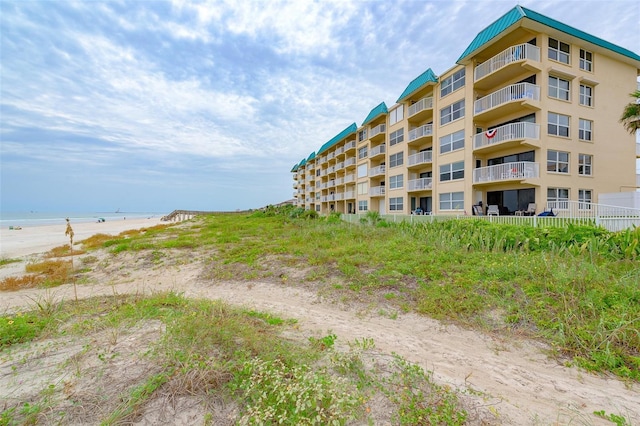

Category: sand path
[1, 256, 638, 425]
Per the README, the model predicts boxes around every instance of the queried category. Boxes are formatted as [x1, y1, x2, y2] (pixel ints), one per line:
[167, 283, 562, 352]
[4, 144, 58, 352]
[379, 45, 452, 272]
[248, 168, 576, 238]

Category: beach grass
[0, 292, 468, 424]
[81, 207, 640, 380]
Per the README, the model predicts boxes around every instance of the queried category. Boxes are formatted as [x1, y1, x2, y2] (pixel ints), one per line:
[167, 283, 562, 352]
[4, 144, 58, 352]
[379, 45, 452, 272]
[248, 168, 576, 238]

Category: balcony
[319, 182, 327, 189]
[474, 82, 540, 122]
[408, 177, 433, 192]
[636, 143, 640, 158]
[344, 140, 356, 152]
[474, 43, 542, 90]
[344, 157, 356, 168]
[370, 186, 386, 197]
[370, 144, 386, 159]
[293, 182, 298, 189]
[334, 177, 344, 185]
[408, 150, 433, 168]
[473, 161, 540, 185]
[370, 124, 386, 141]
[474, 122, 540, 154]
[408, 96, 434, 123]
[328, 152, 335, 160]
[344, 190, 355, 199]
[408, 124, 433, 146]
[335, 161, 345, 171]
[369, 165, 386, 177]
[344, 173, 355, 183]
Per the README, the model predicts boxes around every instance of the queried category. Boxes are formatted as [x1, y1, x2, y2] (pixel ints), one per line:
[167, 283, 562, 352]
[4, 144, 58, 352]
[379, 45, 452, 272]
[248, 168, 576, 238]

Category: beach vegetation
[0, 292, 468, 424]
[0, 258, 21, 267]
[25, 259, 73, 287]
[0, 274, 44, 291]
[44, 244, 85, 258]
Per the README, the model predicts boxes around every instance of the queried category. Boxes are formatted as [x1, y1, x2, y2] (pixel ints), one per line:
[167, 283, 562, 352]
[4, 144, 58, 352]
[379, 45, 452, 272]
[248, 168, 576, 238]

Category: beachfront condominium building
[291, 6, 640, 216]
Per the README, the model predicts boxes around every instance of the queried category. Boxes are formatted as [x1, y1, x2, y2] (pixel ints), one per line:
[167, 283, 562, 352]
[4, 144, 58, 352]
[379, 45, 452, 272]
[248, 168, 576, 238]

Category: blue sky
[1, 0, 638, 213]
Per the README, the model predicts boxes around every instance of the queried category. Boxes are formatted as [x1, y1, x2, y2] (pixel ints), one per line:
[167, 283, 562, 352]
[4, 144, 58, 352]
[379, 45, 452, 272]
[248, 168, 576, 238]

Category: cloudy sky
[1, 0, 638, 213]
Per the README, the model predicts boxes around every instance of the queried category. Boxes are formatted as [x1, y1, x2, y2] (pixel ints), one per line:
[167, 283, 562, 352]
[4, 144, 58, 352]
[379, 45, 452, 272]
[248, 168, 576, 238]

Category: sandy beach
[0, 217, 166, 258]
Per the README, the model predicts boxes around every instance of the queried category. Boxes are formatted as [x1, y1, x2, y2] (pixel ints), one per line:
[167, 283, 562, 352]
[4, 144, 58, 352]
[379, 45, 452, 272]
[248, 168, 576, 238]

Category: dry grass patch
[24, 259, 73, 287]
[80, 233, 118, 250]
[0, 274, 45, 291]
[44, 244, 85, 258]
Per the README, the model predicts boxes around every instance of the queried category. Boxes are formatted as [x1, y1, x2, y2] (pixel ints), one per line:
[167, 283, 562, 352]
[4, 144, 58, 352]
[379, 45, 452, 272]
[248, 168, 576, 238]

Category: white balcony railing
[336, 161, 345, 170]
[344, 157, 356, 167]
[474, 122, 540, 150]
[408, 150, 433, 166]
[370, 123, 386, 138]
[344, 190, 355, 199]
[335, 177, 344, 185]
[370, 144, 386, 157]
[408, 124, 433, 142]
[408, 177, 433, 191]
[636, 143, 640, 157]
[328, 152, 335, 160]
[474, 43, 541, 81]
[408, 96, 434, 117]
[370, 186, 386, 196]
[473, 161, 540, 183]
[344, 173, 355, 183]
[344, 140, 356, 151]
[474, 82, 540, 115]
[369, 165, 386, 177]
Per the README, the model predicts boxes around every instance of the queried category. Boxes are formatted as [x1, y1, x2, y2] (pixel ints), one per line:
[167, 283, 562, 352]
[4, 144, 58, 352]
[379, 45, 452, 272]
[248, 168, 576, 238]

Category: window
[440, 99, 465, 125]
[389, 197, 403, 211]
[439, 161, 464, 182]
[548, 37, 570, 64]
[578, 154, 592, 176]
[358, 200, 368, 211]
[357, 164, 368, 178]
[578, 189, 592, 209]
[547, 150, 569, 173]
[358, 146, 368, 160]
[579, 119, 592, 141]
[358, 129, 367, 142]
[389, 151, 403, 168]
[440, 69, 465, 97]
[579, 84, 593, 106]
[389, 106, 404, 125]
[549, 76, 570, 100]
[357, 182, 368, 195]
[316, 169, 320, 177]
[439, 191, 464, 210]
[389, 174, 403, 189]
[389, 128, 404, 146]
[547, 187, 569, 209]
[439, 130, 465, 154]
[315, 205, 320, 212]
[548, 112, 570, 137]
[579, 49, 592, 72]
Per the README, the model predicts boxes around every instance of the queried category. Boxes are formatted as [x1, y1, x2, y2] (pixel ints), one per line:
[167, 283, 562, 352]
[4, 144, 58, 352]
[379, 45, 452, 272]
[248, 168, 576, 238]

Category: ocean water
[0, 211, 165, 228]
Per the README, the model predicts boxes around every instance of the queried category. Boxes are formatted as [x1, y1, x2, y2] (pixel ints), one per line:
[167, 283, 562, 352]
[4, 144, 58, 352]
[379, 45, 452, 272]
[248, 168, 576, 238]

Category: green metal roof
[458, 5, 640, 63]
[290, 163, 298, 173]
[317, 123, 358, 155]
[396, 68, 438, 103]
[361, 102, 388, 126]
[298, 158, 306, 168]
[307, 152, 316, 162]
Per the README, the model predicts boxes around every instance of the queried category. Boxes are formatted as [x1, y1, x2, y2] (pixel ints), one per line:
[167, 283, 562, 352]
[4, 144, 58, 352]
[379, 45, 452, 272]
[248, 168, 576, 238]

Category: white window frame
[389, 174, 403, 190]
[439, 191, 464, 210]
[440, 69, 465, 98]
[357, 164, 368, 178]
[389, 197, 403, 211]
[579, 119, 592, 141]
[358, 200, 368, 211]
[547, 187, 569, 209]
[389, 128, 404, 146]
[358, 146, 368, 160]
[389, 106, 404, 125]
[579, 49, 593, 72]
[578, 189, 592, 209]
[357, 181, 368, 195]
[548, 37, 570, 64]
[358, 129, 367, 142]
[547, 150, 569, 174]
[439, 161, 464, 182]
[389, 151, 403, 168]
[548, 112, 570, 137]
[440, 99, 465, 125]
[578, 153, 592, 176]
[439, 130, 465, 154]
[549, 76, 570, 101]
[579, 84, 593, 107]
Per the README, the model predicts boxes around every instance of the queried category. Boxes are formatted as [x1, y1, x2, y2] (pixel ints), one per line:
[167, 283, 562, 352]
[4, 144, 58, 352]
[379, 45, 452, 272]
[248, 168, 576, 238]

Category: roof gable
[396, 68, 438, 103]
[457, 5, 640, 63]
[317, 123, 358, 155]
[361, 102, 388, 126]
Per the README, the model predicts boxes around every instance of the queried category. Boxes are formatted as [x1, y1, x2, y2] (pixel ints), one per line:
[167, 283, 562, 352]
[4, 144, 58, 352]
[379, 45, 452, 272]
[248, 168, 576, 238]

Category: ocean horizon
[0, 211, 166, 228]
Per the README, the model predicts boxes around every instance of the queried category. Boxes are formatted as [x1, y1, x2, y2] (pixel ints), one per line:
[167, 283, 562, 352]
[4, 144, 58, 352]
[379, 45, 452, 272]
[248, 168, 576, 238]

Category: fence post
[533, 215, 537, 228]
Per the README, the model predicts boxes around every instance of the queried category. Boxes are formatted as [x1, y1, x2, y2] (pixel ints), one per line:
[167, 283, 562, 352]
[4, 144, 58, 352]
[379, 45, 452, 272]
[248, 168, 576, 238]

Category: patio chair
[487, 205, 500, 216]
[518, 203, 536, 216]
